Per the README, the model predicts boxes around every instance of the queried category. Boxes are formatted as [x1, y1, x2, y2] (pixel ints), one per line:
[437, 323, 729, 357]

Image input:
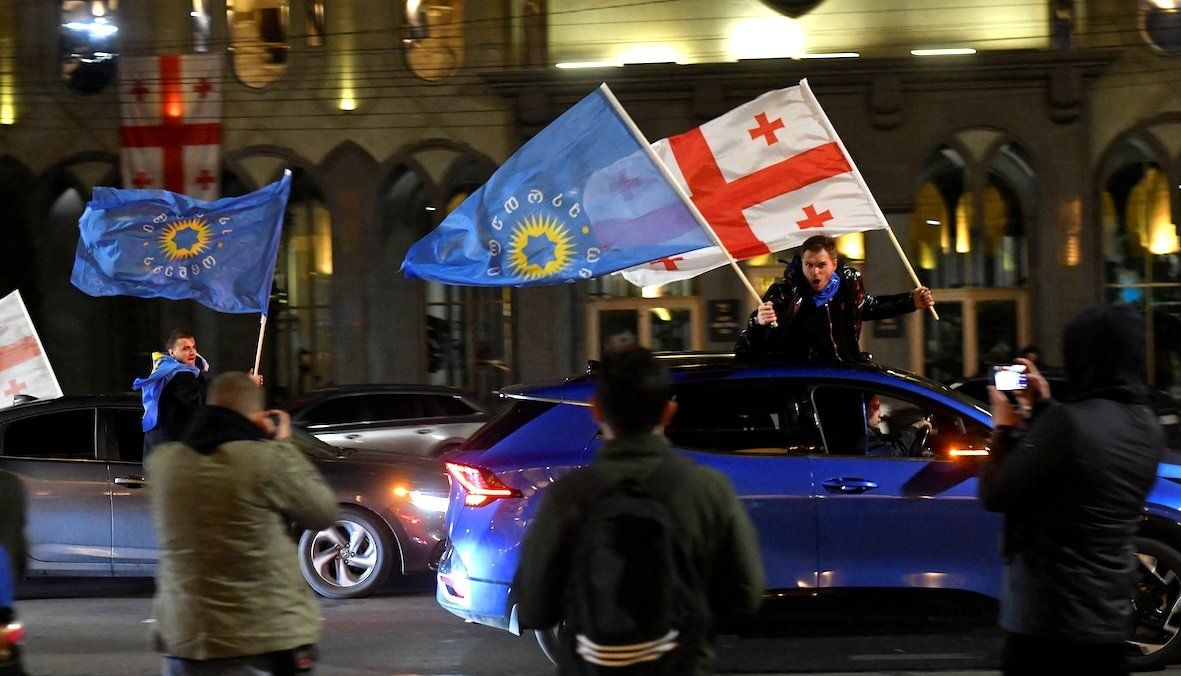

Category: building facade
[0, 0, 1177, 404]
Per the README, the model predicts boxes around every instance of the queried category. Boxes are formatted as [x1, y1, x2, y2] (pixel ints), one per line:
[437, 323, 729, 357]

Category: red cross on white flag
[0, 290, 63, 409]
[119, 54, 222, 201]
[621, 79, 889, 287]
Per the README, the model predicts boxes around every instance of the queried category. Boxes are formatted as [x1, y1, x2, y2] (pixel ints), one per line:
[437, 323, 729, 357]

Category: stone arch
[0, 156, 37, 300]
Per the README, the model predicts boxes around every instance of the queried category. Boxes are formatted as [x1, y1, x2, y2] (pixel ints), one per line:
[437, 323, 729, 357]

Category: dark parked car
[285, 385, 487, 457]
[439, 354, 1181, 670]
[0, 395, 448, 599]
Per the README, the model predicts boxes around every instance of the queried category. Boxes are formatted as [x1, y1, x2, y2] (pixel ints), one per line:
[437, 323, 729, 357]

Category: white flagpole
[252, 168, 293, 378]
[798, 79, 939, 321]
[252, 314, 267, 377]
[597, 84, 766, 308]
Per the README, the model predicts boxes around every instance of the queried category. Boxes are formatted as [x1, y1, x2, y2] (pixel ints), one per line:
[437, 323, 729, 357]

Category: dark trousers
[1003, 632, 1126, 676]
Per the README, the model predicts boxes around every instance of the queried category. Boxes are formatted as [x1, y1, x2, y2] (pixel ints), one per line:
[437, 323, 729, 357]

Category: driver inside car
[865, 395, 933, 458]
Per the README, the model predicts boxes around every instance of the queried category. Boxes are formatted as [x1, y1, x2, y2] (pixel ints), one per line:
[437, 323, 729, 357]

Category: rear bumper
[435, 544, 517, 633]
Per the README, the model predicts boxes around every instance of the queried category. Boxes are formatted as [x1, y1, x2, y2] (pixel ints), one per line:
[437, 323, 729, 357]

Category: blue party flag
[400, 85, 711, 286]
[71, 172, 291, 315]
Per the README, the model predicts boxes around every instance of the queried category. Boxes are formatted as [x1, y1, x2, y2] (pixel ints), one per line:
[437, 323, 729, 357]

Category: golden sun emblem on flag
[158, 218, 213, 261]
[506, 214, 577, 280]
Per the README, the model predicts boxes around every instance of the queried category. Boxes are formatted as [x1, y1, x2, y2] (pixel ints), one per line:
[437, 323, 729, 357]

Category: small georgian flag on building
[0, 290, 63, 408]
[120, 54, 222, 201]
[621, 79, 889, 287]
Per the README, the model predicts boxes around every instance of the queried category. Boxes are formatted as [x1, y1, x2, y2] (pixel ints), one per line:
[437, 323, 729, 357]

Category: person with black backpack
[514, 346, 765, 674]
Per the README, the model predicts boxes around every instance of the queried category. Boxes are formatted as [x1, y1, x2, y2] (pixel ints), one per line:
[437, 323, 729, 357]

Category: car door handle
[114, 476, 146, 488]
[821, 477, 878, 494]
[415, 428, 432, 435]
[345, 434, 362, 440]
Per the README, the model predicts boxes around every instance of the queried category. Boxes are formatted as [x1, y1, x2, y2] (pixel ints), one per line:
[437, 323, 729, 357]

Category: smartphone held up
[993, 364, 1029, 391]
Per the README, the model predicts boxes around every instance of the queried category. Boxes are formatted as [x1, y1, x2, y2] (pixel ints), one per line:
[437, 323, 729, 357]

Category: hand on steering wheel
[908, 414, 936, 457]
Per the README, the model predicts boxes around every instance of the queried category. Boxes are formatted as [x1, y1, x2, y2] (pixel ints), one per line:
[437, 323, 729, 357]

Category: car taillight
[445, 462, 521, 507]
[2, 622, 23, 645]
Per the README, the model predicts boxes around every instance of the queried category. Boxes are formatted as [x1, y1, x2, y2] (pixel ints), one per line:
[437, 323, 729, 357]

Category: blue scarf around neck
[813, 272, 841, 306]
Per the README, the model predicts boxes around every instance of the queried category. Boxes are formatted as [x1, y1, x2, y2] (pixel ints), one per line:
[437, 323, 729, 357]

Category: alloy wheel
[307, 518, 380, 589]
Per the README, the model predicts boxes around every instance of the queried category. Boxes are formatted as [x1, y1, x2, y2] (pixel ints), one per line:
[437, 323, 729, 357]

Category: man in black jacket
[980, 305, 1166, 675]
[134, 329, 262, 455]
[735, 235, 934, 362]
[514, 347, 764, 674]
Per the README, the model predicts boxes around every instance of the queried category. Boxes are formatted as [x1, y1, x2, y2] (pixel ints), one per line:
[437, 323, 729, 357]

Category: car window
[812, 384, 990, 459]
[460, 398, 554, 451]
[105, 408, 145, 463]
[301, 393, 418, 426]
[0, 409, 97, 460]
[300, 396, 366, 425]
[368, 394, 421, 420]
[666, 379, 822, 454]
[420, 395, 476, 418]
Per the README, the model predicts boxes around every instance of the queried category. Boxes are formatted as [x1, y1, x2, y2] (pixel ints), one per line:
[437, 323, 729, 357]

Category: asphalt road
[9, 575, 1177, 675]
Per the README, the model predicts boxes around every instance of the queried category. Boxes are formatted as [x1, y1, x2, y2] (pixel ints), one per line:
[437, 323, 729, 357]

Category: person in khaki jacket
[146, 372, 338, 675]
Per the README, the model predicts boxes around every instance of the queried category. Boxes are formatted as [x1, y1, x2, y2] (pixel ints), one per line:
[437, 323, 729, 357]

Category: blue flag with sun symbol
[400, 85, 711, 286]
[71, 172, 291, 314]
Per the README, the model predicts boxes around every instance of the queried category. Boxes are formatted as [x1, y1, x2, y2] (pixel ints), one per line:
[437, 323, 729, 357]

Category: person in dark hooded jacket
[734, 235, 934, 362]
[979, 305, 1166, 675]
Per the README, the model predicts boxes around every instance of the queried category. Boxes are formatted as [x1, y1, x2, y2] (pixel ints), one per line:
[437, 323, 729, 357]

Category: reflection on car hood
[1157, 449, 1181, 479]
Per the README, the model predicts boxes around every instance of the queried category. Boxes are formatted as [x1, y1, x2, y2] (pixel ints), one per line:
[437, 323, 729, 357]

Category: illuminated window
[307, 1, 325, 47]
[1100, 138, 1181, 398]
[60, 1, 118, 95]
[910, 144, 1027, 289]
[227, 0, 290, 88]
[402, 0, 465, 81]
[1141, 0, 1181, 53]
[192, 0, 211, 52]
[272, 169, 333, 397]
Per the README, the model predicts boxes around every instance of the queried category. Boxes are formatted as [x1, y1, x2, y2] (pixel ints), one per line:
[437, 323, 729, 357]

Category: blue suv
[437, 354, 1181, 670]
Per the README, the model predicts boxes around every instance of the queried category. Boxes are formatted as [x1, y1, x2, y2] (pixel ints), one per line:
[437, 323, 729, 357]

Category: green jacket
[514, 434, 765, 674]
[0, 470, 26, 578]
[146, 437, 338, 660]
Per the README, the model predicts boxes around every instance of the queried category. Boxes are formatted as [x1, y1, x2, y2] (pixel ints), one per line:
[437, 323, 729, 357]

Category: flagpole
[597, 84, 767, 309]
[252, 169, 293, 379]
[252, 314, 267, 377]
[798, 79, 939, 321]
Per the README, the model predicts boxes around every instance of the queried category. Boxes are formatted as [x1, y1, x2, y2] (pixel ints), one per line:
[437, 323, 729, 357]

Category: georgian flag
[621, 79, 889, 287]
[0, 290, 63, 408]
[119, 54, 222, 201]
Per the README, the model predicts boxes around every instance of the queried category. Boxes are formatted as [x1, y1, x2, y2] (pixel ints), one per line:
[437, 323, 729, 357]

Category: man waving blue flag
[71, 172, 291, 314]
[400, 85, 711, 286]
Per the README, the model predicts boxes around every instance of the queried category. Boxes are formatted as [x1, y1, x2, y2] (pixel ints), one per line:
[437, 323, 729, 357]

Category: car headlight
[408, 490, 449, 513]
[393, 484, 449, 513]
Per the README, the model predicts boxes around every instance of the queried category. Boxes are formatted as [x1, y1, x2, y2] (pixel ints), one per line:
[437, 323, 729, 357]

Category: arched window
[272, 169, 333, 398]
[60, 1, 118, 94]
[908, 140, 1032, 381]
[378, 152, 512, 399]
[227, 0, 290, 88]
[1141, 0, 1181, 53]
[1100, 136, 1181, 397]
[910, 144, 1028, 289]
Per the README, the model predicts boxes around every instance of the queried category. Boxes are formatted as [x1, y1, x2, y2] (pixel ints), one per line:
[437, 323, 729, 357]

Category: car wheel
[1128, 537, 1181, 670]
[535, 625, 565, 666]
[299, 507, 395, 599]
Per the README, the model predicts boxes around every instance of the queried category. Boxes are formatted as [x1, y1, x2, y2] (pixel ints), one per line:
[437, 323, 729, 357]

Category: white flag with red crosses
[0, 290, 62, 408]
[621, 79, 889, 287]
[119, 54, 222, 201]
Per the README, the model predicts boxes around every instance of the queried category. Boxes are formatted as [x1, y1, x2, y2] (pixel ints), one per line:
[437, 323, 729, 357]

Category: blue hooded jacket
[132, 352, 202, 433]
